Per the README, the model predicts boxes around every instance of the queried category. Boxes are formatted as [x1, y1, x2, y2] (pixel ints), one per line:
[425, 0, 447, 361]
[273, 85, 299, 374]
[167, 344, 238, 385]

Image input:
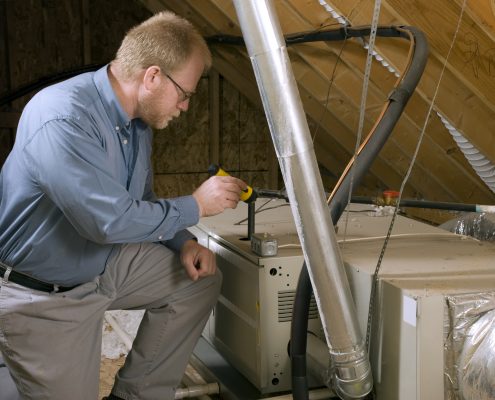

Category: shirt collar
[93, 64, 132, 134]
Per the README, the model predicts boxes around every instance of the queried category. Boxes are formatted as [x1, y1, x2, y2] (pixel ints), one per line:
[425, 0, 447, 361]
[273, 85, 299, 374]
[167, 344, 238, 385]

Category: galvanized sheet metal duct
[232, 1, 372, 398]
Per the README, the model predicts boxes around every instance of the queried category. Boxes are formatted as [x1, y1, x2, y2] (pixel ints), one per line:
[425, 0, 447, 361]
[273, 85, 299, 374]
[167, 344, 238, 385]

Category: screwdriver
[207, 164, 257, 203]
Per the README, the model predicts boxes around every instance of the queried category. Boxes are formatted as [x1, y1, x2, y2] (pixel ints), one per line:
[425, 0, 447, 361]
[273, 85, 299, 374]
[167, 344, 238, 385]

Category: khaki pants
[0, 243, 222, 400]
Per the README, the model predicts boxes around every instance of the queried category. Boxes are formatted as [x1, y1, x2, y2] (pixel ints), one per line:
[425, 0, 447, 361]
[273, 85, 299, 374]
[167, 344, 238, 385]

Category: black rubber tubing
[287, 26, 428, 400]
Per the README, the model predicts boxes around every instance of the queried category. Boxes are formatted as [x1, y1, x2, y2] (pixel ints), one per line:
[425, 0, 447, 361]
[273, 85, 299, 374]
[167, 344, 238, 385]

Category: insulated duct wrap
[445, 292, 495, 399]
[440, 213, 495, 242]
[232, 1, 372, 398]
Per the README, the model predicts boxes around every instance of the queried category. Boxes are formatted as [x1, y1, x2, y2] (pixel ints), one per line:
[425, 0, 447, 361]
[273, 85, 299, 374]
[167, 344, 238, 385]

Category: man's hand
[180, 240, 217, 281]
[192, 175, 247, 217]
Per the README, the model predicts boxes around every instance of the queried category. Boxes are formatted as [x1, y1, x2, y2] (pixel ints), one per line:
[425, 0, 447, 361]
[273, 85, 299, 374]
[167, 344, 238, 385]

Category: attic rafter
[460, 0, 495, 42]
[325, 0, 495, 168]
[256, 1, 471, 203]
[385, 0, 495, 107]
[285, 0, 494, 203]
[290, 48, 461, 200]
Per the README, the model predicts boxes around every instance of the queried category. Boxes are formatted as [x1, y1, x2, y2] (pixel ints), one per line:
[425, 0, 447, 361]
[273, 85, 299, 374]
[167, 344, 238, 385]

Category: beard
[137, 90, 172, 130]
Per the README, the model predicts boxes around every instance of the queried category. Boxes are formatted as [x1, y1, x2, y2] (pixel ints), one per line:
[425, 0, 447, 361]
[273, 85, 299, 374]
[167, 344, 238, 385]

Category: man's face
[137, 50, 205, 130]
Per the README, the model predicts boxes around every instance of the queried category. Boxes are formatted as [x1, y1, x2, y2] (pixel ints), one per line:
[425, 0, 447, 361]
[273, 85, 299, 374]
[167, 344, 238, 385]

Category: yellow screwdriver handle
[207, 164, 256, 203]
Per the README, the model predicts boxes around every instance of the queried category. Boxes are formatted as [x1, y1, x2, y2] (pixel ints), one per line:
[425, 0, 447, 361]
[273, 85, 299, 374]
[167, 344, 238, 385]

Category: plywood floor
[99, 356, 126, 399]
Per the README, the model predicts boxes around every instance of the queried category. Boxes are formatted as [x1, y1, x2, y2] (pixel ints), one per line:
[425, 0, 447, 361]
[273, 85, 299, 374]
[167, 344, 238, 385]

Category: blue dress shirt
[0, 65, 198, 286]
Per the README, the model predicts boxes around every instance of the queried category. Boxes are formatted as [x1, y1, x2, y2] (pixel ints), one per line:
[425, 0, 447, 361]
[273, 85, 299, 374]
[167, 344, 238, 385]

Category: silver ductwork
[232, 1, 372, 398]
[445, 292, 495, 400]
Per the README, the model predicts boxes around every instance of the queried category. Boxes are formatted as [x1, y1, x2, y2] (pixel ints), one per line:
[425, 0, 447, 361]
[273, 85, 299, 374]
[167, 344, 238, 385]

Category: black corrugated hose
[286, 26, 428, 400]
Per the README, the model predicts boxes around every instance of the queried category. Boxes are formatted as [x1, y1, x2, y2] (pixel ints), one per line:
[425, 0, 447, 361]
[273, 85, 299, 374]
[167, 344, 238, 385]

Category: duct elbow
[332, 357, 373, 400]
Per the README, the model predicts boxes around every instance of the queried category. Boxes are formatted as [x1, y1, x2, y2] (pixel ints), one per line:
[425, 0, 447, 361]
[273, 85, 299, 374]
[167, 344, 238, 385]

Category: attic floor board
[99, 356, 126, 399]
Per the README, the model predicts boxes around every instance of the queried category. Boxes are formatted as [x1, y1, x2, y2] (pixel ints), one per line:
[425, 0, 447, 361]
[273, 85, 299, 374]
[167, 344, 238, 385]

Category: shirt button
[158, 235, 163, 240]
[115, 126, 120, 131]
[123, 139, 128, 145]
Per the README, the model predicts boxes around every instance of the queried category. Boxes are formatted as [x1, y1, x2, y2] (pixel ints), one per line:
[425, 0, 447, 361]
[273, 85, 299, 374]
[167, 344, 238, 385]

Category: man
[0, 11, 246, 400]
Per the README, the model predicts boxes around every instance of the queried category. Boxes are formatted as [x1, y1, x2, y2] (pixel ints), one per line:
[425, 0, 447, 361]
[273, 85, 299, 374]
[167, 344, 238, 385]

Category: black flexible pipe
[207, 26, 412, 47]
[329, 27, 429, 222]
[289, 27, 428, 399]
[290, 266, 312, 400]
[351, 196, 485, 213]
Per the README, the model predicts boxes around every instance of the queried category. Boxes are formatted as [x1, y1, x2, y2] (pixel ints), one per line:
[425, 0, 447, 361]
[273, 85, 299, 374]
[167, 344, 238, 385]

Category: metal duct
[440, 212, 495, 242]
[232, 1, 372, 399]
[445, 292, 495, 400]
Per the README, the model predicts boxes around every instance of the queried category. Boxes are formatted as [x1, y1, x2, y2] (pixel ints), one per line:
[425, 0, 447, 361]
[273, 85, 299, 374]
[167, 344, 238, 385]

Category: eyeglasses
[165, 73, 195, 102]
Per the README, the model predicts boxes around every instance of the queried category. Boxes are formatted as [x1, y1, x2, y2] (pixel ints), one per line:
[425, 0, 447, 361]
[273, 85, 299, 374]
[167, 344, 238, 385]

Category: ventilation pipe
[232, 1, 372, 399]
[439, 114, 495, 194]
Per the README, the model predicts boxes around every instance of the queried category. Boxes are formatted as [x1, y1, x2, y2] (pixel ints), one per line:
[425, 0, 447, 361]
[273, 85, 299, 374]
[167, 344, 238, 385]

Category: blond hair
[115, 11, 212, 79]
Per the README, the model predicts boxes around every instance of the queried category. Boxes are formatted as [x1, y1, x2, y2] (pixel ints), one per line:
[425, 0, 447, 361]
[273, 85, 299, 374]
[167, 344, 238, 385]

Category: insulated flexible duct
[440, 115, 495, 194]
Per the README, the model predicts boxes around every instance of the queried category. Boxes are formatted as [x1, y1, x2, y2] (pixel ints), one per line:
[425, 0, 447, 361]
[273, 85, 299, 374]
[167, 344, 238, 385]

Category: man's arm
[23, 118, 198, 244]
[23, 118, 246, 245]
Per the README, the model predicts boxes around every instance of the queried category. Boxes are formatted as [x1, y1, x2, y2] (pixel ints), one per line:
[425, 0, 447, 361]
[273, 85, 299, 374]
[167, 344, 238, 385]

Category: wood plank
[208, 69, 220, 165]
[461, 0, 495, 42]
[325, 0, 495, 167]
[285, 0, 495, 203]
[384, 0, 495, 106]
